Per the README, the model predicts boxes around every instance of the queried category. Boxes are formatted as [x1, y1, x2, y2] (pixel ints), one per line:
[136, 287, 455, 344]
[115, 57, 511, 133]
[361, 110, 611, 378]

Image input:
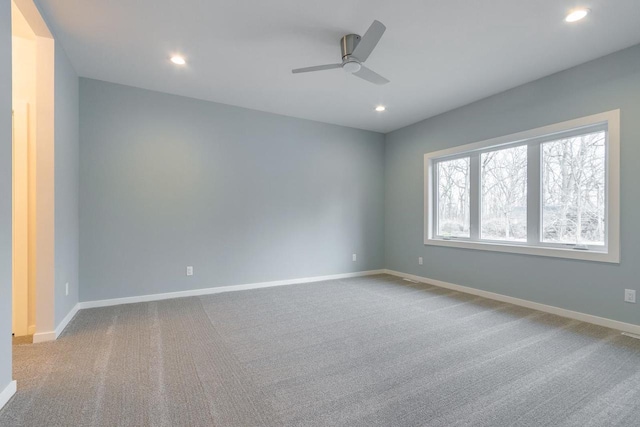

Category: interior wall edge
[31, 301, 80, 343]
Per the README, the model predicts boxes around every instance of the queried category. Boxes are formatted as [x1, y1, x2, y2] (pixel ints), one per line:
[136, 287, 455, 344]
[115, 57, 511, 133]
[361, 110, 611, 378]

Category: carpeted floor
[1, 274, 640, 426]
[11, 335, 32, 346]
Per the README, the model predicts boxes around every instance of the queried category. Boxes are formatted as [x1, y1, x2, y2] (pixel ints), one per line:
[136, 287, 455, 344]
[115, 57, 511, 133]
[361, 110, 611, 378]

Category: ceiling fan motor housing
[340, 34, 361, 60]
[340, 34, 362, 73]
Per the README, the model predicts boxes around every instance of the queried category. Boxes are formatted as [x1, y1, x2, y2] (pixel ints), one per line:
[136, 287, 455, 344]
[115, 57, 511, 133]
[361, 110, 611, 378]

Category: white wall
[11, 34, 36, 336]
[0, 0, 15, 399]
[11, 1, 38, 337]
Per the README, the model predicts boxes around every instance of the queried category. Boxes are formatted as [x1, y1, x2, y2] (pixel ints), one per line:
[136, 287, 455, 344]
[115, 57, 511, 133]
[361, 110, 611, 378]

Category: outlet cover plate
[625, 289, 636, 303]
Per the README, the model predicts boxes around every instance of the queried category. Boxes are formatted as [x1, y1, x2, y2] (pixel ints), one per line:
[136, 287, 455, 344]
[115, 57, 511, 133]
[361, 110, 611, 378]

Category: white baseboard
[0, 380, 16, 411]
[622, 332, 640, 340]
[32, 303, 81, 344]
[55, 303, 80, 337]
[384, 269, 640, 336]
[32, 331, 56, 344]
[79, 269, 385, 310]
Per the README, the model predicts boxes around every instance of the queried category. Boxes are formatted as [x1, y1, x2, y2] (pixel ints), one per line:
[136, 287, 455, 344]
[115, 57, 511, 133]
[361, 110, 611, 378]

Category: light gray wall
[53, 42, 79, 326]
[385, 44, 640, 326]
[0, 0, 13, 391]
[79, 79, 385, 302]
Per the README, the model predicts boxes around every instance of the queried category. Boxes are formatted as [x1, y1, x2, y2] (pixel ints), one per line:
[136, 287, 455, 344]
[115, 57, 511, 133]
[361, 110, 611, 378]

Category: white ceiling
[36, 0, 640, 133]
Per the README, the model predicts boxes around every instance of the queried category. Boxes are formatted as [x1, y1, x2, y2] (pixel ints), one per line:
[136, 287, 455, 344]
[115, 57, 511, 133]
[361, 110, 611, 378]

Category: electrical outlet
[186, 266, 194, 276]
[418, 257, 423, 265]
[352, 254, 357, 262]
[65, 282, 69, 296]
[625, 289, 636, 303]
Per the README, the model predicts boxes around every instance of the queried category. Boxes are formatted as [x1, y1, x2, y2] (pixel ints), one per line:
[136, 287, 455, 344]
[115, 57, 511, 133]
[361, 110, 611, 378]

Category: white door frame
[12, 101, 30, 337]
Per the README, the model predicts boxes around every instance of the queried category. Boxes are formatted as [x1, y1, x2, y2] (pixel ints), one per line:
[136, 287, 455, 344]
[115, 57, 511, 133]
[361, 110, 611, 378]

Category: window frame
[424, 110, 620, 264]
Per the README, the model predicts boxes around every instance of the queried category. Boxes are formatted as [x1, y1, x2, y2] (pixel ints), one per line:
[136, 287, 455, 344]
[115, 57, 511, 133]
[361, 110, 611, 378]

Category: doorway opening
[11, 0, 55, 343]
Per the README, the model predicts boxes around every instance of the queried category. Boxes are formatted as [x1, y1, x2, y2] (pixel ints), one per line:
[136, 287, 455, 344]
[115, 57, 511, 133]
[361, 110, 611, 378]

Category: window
[425, 110, 620, 263]
[436, 157, 470, 238]
[481, 145, 527, 242]
[541, 131, 606, 246]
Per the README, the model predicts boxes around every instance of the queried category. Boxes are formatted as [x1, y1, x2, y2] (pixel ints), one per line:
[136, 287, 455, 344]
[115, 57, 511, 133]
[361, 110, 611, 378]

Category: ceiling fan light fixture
[375, 105, 386, 112]
[342, 61, 362, 74]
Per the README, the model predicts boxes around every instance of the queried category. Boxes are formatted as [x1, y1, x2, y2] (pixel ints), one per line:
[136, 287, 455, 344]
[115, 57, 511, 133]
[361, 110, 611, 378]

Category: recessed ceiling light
[565, 8, 590, 22]
[170, 55, 186, 65]
[375, 105, 386, 112]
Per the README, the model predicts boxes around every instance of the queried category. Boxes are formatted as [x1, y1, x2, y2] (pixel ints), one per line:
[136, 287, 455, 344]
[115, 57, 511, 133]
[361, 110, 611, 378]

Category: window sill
[425, 238, 619, 264]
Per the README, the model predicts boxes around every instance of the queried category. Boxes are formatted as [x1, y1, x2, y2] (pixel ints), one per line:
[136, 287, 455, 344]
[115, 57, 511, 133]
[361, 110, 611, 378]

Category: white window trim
[424, 109, 620, 264]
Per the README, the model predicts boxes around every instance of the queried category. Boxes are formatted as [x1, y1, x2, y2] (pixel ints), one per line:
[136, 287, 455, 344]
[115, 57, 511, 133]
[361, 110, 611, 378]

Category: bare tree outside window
[426, 111, 618, 262]
[542, 131, 606, 246]
[437, 157, 470, 238]
[481, 146, 528, 241]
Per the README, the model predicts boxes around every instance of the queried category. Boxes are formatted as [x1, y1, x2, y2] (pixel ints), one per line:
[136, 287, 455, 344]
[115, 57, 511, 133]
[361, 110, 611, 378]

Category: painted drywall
[385, 44, 640, 326]
[32, 34, 55, 336]
[53, 42, 79, 326]
[11, 33, 36, 336]
[79, 79, 385, 302]
[0, 0, 14, 393]
[11, 37, 35, 102]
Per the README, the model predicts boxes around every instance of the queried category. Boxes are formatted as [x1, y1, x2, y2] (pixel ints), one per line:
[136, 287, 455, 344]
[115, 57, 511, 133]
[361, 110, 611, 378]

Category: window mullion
[470, 153, 480, 241]
[527, 142, 541, 245]
[432, 161, 439, 239]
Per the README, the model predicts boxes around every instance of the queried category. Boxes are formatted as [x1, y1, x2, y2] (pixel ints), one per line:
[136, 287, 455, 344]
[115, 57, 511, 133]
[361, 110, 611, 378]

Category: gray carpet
[1, 274, 640, 426]
[11, 335, 32, 346]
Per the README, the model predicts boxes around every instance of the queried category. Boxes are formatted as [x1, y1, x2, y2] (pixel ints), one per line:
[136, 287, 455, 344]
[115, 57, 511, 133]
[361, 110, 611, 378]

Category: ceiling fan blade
[292, 63, 342, 74]
[352, 20, 386, 62]
[353, 65, 389, 85]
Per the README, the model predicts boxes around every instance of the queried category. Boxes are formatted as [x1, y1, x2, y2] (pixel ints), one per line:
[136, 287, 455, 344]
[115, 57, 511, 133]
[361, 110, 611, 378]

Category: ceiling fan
[292, 20, 390, 85]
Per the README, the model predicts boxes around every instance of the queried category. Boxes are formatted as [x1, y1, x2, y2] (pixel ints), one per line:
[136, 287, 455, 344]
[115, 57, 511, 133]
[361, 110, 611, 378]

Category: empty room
[1, 0, 640, 425]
